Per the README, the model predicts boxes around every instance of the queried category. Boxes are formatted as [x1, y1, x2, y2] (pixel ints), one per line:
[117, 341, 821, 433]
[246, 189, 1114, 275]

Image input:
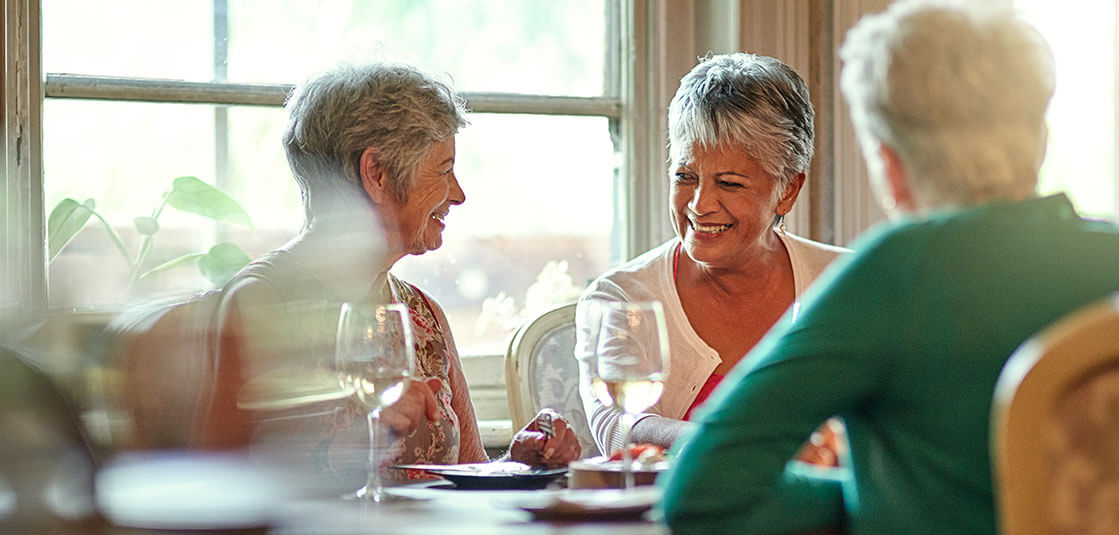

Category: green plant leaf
[137, 252, 205, 281]
[47, 197, 96, 261]
[165, 176, 253, 228]
[133, 216, 159, 236]
[198, 243, 252, 286]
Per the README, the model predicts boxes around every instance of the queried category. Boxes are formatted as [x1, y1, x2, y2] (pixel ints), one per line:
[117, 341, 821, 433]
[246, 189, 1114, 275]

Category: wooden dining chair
[991, 292, 1119, 535]
[504, 302, 601, 457]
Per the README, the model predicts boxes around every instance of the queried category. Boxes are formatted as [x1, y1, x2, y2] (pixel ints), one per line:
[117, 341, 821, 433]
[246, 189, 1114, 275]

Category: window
[5, 1, 843, 349]
[36, 0, 633, 356]
[1015, 0, 1118, 221]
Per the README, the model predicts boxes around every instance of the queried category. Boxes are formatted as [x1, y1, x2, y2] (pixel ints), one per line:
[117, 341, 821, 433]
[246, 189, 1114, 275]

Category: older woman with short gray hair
[575, 52, 848, 459]
[206, 62, 579, 491]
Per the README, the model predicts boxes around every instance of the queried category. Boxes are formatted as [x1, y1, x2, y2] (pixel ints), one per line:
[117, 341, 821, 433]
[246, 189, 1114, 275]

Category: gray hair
[282, 62, 468, 220]
[668, 52, 815, 186]
[839, 0, 1055, 206]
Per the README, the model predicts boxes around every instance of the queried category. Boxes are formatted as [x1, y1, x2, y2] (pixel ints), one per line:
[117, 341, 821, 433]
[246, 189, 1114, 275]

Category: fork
[537, 411, 555, 439]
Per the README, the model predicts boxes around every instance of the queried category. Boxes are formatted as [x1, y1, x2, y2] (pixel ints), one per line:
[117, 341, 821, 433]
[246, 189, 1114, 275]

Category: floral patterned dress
[363, 273, 461, 481]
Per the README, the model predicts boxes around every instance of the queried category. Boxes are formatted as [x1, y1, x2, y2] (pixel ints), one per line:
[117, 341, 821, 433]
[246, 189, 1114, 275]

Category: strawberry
[608, 443, 664, 462]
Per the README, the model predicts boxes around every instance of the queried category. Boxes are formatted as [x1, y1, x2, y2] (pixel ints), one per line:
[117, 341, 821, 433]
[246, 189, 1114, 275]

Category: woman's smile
[690, 220, 733, 236]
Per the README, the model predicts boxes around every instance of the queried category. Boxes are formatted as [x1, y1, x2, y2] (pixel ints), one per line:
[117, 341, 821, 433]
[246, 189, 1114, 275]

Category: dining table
[91, 452, 672, 535]
[271, 486, 669, 534]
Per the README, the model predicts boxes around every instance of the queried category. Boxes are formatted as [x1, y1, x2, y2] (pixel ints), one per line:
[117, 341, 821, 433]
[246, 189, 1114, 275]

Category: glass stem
[621, 412, 636, 489]
[366, 408, 383, 501]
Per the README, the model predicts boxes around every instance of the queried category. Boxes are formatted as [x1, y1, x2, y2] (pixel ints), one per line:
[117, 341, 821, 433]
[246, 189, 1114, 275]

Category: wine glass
[585, 300, 669, 489]
[334, 303, 415, 502]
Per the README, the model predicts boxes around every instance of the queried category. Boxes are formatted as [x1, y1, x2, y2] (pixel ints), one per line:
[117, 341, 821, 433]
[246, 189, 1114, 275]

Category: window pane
[395, 114, 616, 355]
[1017, 0, 1117, 219]
[42, 1, 214, 81]
[43, 100, 296, 306]
[43, 0, 608, 97]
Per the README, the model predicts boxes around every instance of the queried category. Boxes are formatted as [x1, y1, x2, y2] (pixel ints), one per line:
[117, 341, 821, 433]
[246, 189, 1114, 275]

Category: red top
[674, 241, 727, 421]
[684, 372, 725, 420]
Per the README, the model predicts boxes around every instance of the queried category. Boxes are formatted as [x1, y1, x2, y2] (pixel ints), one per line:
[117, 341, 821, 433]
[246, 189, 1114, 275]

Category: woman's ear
[776, 172, 806, 216]
[878, 144, 918, 213]
[359, 147, 388, 204]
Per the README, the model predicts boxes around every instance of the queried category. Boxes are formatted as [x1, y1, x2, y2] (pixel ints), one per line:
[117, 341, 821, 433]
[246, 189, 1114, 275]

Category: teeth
[431, 212, 446, 222]
[693, 223, 731, 233]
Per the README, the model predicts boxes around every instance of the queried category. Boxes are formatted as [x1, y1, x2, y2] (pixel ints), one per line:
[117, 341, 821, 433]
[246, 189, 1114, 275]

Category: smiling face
[378, 137, 464, 259]
[670, 143, 800, 269]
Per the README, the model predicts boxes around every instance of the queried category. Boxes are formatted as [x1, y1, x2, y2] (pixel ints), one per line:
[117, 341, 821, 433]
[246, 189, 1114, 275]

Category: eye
[718, 178, 746, 189]
[673, 172, 697, 184]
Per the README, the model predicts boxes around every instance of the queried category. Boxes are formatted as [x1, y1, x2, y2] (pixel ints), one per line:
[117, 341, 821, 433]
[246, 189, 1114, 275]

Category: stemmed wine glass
[334, 302, 415, 502]
[585, 300, 669, 489]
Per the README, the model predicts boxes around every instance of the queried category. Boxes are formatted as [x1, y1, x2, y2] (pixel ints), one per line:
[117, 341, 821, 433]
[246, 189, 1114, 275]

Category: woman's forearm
[629, 414, 696, 449]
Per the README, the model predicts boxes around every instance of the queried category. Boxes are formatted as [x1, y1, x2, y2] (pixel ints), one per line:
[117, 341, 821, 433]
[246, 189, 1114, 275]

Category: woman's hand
[794, 418, 844, 467]
[380, 377, 442, 436]
[507, 409, 581, 467]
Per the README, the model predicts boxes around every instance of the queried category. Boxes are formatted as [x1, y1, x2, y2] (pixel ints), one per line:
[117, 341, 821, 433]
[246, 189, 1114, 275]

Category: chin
[682, 240, 730, 265]
[411, 239, 443, 256]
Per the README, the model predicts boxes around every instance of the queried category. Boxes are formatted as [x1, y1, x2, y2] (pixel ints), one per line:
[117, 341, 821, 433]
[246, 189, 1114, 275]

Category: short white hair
[839, 0, 1055, 206]
[283, 62, 468, 220]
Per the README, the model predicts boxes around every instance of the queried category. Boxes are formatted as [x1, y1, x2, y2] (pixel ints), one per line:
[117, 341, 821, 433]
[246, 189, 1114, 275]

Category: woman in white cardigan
[575, 52, 848, 458]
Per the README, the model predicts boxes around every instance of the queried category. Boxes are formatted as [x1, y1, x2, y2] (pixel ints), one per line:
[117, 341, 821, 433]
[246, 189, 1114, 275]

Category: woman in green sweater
[660, 1, 1119, 533]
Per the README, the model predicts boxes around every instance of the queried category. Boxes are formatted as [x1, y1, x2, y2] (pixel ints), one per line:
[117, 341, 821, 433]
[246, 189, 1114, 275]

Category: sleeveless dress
[219, 250, 459, 486]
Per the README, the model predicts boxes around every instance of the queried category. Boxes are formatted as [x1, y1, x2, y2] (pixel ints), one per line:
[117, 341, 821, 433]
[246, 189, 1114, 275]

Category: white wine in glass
[334, 303, 415, 502]
[586, 300, 669, 489]
[590, 378, 666, 416]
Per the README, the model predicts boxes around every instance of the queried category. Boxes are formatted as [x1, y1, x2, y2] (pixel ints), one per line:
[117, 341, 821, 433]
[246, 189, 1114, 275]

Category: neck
[287, 213, 395, 303]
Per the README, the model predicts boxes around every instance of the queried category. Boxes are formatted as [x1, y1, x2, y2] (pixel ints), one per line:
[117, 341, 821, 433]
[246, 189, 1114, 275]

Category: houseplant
[48, 175, 254, 289]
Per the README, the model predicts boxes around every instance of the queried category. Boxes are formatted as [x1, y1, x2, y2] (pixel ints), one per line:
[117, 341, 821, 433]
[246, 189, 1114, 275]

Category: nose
[448, 172, 465, 206]
[688, 181, 717, 215]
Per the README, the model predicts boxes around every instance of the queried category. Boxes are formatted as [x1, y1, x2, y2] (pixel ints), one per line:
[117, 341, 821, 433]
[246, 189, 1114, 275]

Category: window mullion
[44, 74, 622, 118]
[213, 0, 231, 245]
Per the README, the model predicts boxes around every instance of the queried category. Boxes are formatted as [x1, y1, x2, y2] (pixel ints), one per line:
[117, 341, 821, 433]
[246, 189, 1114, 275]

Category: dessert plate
[391, 462, 567, 490]
[516, 487, 661, 522]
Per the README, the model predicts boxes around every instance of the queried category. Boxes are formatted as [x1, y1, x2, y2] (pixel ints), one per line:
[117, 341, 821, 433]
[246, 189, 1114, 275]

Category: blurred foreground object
[0, 344, 100, 531]
[992, 292, 1119, 535]
[104, 290, 230, 450]
[95, 450, 286, 531]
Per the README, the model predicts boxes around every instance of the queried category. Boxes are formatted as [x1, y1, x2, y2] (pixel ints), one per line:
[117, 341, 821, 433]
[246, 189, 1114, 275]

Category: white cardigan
[574, 230, 849, 454]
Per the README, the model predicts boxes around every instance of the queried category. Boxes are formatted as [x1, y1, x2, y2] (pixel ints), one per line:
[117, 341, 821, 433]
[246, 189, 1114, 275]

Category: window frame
[2, 0, 46, 327]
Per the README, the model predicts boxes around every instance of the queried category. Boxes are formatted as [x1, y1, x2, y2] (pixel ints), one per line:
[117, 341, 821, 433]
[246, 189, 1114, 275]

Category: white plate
[516, 487, 661, 521]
